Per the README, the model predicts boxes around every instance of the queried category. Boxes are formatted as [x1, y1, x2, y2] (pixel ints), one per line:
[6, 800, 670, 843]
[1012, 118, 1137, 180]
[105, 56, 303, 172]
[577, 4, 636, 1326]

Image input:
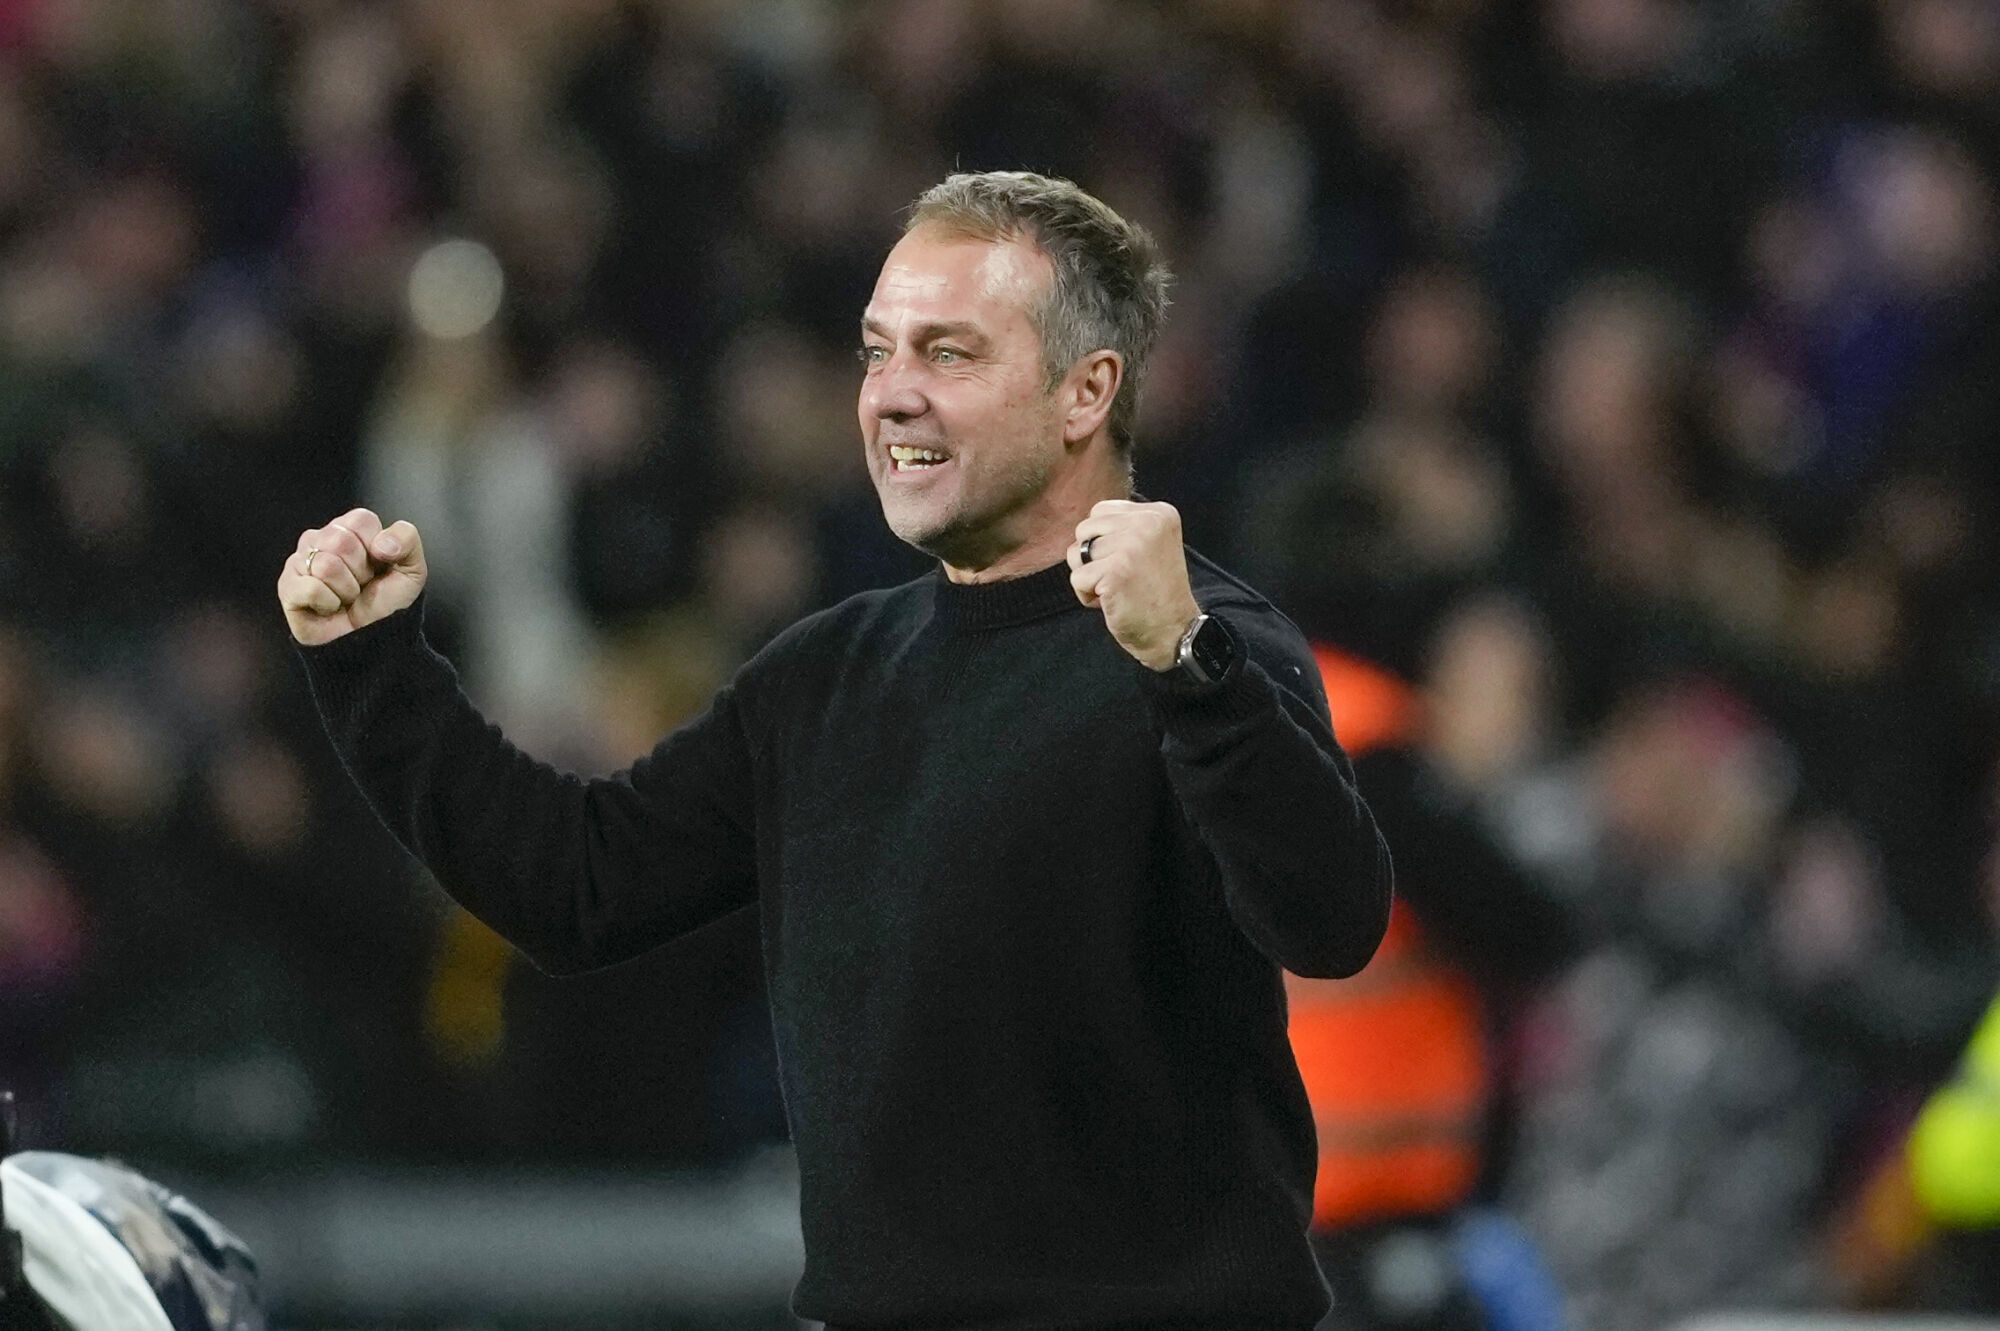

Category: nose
[861, 347, 928, 423]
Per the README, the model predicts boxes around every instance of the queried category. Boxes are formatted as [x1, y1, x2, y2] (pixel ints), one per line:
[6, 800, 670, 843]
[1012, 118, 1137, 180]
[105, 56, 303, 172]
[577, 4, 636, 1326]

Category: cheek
[978, 376, 1053, 437]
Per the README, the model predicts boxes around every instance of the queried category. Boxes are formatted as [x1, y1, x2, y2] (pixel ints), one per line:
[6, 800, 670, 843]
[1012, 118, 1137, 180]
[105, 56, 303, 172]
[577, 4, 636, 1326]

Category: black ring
[1080, 535, 1097, 564]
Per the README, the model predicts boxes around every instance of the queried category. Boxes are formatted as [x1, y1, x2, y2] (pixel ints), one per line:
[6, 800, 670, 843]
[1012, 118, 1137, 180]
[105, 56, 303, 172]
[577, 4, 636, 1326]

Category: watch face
[1189, 615, 1235, 681]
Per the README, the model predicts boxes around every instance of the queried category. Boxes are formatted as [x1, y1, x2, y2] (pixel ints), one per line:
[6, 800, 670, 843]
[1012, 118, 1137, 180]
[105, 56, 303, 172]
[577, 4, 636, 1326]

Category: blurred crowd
[0, 0, 1997, 1325]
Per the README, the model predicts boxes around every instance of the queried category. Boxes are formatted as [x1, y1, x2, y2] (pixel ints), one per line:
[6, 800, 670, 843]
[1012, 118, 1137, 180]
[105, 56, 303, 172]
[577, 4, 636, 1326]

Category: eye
[933, 346, 966, 365]
[856, 344, 888, 369]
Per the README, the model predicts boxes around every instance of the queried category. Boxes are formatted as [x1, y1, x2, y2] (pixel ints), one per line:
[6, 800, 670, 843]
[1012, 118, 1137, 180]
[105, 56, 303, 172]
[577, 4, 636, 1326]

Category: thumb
[371, 520, 424, 571]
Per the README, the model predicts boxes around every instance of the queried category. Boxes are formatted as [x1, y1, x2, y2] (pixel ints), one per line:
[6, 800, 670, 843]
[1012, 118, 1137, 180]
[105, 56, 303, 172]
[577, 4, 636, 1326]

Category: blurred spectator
[361, 317, 596, 748]
[1289, 636, 1570, 1331]
[0, 2, 1993, 1325]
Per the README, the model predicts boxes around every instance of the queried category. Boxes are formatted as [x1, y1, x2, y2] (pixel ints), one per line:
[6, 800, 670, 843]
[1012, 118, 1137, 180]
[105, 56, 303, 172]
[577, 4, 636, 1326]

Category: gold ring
[303, 548, 319, 576]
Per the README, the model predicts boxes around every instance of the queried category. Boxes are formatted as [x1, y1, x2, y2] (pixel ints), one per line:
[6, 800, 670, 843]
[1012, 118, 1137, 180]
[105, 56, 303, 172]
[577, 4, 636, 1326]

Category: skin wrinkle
[909, 182, 1169, 451]
[857, 223, 1125, 584]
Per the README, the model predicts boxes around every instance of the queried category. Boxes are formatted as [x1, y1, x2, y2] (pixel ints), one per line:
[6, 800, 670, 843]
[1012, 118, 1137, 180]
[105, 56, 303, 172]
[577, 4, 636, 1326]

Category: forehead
[863, 225, 1050, 332]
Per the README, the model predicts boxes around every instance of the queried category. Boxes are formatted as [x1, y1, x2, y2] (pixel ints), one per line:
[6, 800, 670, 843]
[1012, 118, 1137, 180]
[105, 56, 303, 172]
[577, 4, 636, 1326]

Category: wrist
[1145, 601, 1204, 672]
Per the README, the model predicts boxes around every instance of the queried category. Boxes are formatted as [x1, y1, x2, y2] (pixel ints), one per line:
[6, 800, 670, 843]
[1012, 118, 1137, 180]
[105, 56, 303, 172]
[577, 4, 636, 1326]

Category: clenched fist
[1066, 499, 1202, 672]
[277, 507, 427, 646]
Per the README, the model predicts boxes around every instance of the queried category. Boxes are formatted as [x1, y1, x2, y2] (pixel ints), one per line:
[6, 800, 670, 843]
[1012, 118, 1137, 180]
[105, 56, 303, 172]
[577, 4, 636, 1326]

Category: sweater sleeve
[1142, 606, 1393, 978]
[296, 596, 759, 976]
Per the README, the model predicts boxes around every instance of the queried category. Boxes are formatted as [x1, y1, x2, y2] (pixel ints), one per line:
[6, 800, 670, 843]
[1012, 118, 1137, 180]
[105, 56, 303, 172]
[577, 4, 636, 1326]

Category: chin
[896, 522, 966, 563]
[880, 498, 949, 550]
[885, 503, 987, 565]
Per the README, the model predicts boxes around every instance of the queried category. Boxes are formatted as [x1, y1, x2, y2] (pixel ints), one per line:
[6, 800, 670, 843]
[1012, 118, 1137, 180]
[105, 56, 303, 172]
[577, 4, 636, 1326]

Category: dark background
[1, 0, 1997, 1326]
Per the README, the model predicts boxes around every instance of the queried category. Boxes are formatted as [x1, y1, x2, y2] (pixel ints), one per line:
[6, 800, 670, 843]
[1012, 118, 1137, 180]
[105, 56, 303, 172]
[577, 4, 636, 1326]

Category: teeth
[889, 445, 948, 466]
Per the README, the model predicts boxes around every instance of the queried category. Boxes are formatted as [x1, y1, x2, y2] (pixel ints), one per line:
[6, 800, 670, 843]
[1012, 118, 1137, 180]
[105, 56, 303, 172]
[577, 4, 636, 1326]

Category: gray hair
[906, 171, 1173, 453]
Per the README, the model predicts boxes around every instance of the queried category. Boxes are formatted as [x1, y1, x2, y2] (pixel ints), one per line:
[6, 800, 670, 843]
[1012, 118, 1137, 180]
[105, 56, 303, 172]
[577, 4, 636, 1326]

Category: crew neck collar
[931, 559, 1081, 632]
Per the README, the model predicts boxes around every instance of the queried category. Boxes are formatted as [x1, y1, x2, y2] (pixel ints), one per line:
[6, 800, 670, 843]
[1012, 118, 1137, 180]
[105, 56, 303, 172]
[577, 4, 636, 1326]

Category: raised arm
[1066, 499, 1393, 978]
[279, 510, 759, 975]
[1141, 609, 1394, 978]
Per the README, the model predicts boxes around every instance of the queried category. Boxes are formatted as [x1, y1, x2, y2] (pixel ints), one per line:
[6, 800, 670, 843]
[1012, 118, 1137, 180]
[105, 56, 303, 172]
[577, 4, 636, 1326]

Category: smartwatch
[1173, 612, 1237, 685]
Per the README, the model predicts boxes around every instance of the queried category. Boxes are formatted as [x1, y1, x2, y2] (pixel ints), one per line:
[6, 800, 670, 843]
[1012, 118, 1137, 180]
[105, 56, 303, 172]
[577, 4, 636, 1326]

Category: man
[278, 171, 1392, 1328]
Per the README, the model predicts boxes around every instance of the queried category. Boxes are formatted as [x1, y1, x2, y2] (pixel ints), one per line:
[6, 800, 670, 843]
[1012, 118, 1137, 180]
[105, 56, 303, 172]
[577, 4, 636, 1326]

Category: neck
[940, 445, 1131, 585]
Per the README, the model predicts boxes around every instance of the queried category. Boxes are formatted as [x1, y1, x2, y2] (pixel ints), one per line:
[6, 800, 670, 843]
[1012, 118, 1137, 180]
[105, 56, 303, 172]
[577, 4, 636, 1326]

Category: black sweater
[299, 553, 1393, 1329]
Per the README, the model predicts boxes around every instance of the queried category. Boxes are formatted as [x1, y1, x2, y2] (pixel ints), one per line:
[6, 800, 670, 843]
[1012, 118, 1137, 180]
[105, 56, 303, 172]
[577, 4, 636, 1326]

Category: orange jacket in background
[1288, 646, 1489, 1230]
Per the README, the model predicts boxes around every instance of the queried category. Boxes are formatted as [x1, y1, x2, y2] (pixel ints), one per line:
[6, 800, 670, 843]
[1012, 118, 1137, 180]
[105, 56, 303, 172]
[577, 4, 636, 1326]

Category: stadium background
[1, 0, 1997, 1326]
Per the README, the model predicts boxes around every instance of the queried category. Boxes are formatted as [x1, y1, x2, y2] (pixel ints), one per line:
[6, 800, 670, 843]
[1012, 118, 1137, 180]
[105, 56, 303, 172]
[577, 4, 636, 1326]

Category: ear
[1060, 350, 1123, 446]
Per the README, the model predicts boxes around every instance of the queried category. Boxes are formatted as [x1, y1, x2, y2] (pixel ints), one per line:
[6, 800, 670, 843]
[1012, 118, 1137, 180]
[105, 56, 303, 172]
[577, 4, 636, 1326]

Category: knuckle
[326, 529, 365, 564]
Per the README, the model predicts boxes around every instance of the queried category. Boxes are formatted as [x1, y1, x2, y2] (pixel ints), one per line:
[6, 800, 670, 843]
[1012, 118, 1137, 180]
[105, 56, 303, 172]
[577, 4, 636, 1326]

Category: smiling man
[279, 171, 1392, 1329]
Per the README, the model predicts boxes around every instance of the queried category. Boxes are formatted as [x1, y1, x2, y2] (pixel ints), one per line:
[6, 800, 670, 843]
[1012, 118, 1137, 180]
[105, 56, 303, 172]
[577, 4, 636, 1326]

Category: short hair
[906, 171, 1173, 453]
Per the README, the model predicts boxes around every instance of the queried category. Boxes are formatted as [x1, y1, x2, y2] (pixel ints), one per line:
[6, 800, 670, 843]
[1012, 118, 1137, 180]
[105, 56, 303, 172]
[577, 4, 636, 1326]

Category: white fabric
[2, 1155, 174, 1331]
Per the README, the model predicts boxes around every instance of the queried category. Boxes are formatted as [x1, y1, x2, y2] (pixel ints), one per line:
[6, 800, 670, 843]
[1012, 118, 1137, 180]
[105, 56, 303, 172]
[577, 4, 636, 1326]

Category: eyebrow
[859, 316, 990, 348]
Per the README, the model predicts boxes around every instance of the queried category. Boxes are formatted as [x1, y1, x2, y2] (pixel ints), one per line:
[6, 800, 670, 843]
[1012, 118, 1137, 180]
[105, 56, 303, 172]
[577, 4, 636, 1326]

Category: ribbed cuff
[1139, 614, 1268, 727]
[292, 595, 432, 714]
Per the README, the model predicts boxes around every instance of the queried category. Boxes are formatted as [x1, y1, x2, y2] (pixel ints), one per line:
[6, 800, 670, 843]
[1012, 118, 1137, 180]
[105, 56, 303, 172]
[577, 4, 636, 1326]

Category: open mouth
[887, 444, 951, 473]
